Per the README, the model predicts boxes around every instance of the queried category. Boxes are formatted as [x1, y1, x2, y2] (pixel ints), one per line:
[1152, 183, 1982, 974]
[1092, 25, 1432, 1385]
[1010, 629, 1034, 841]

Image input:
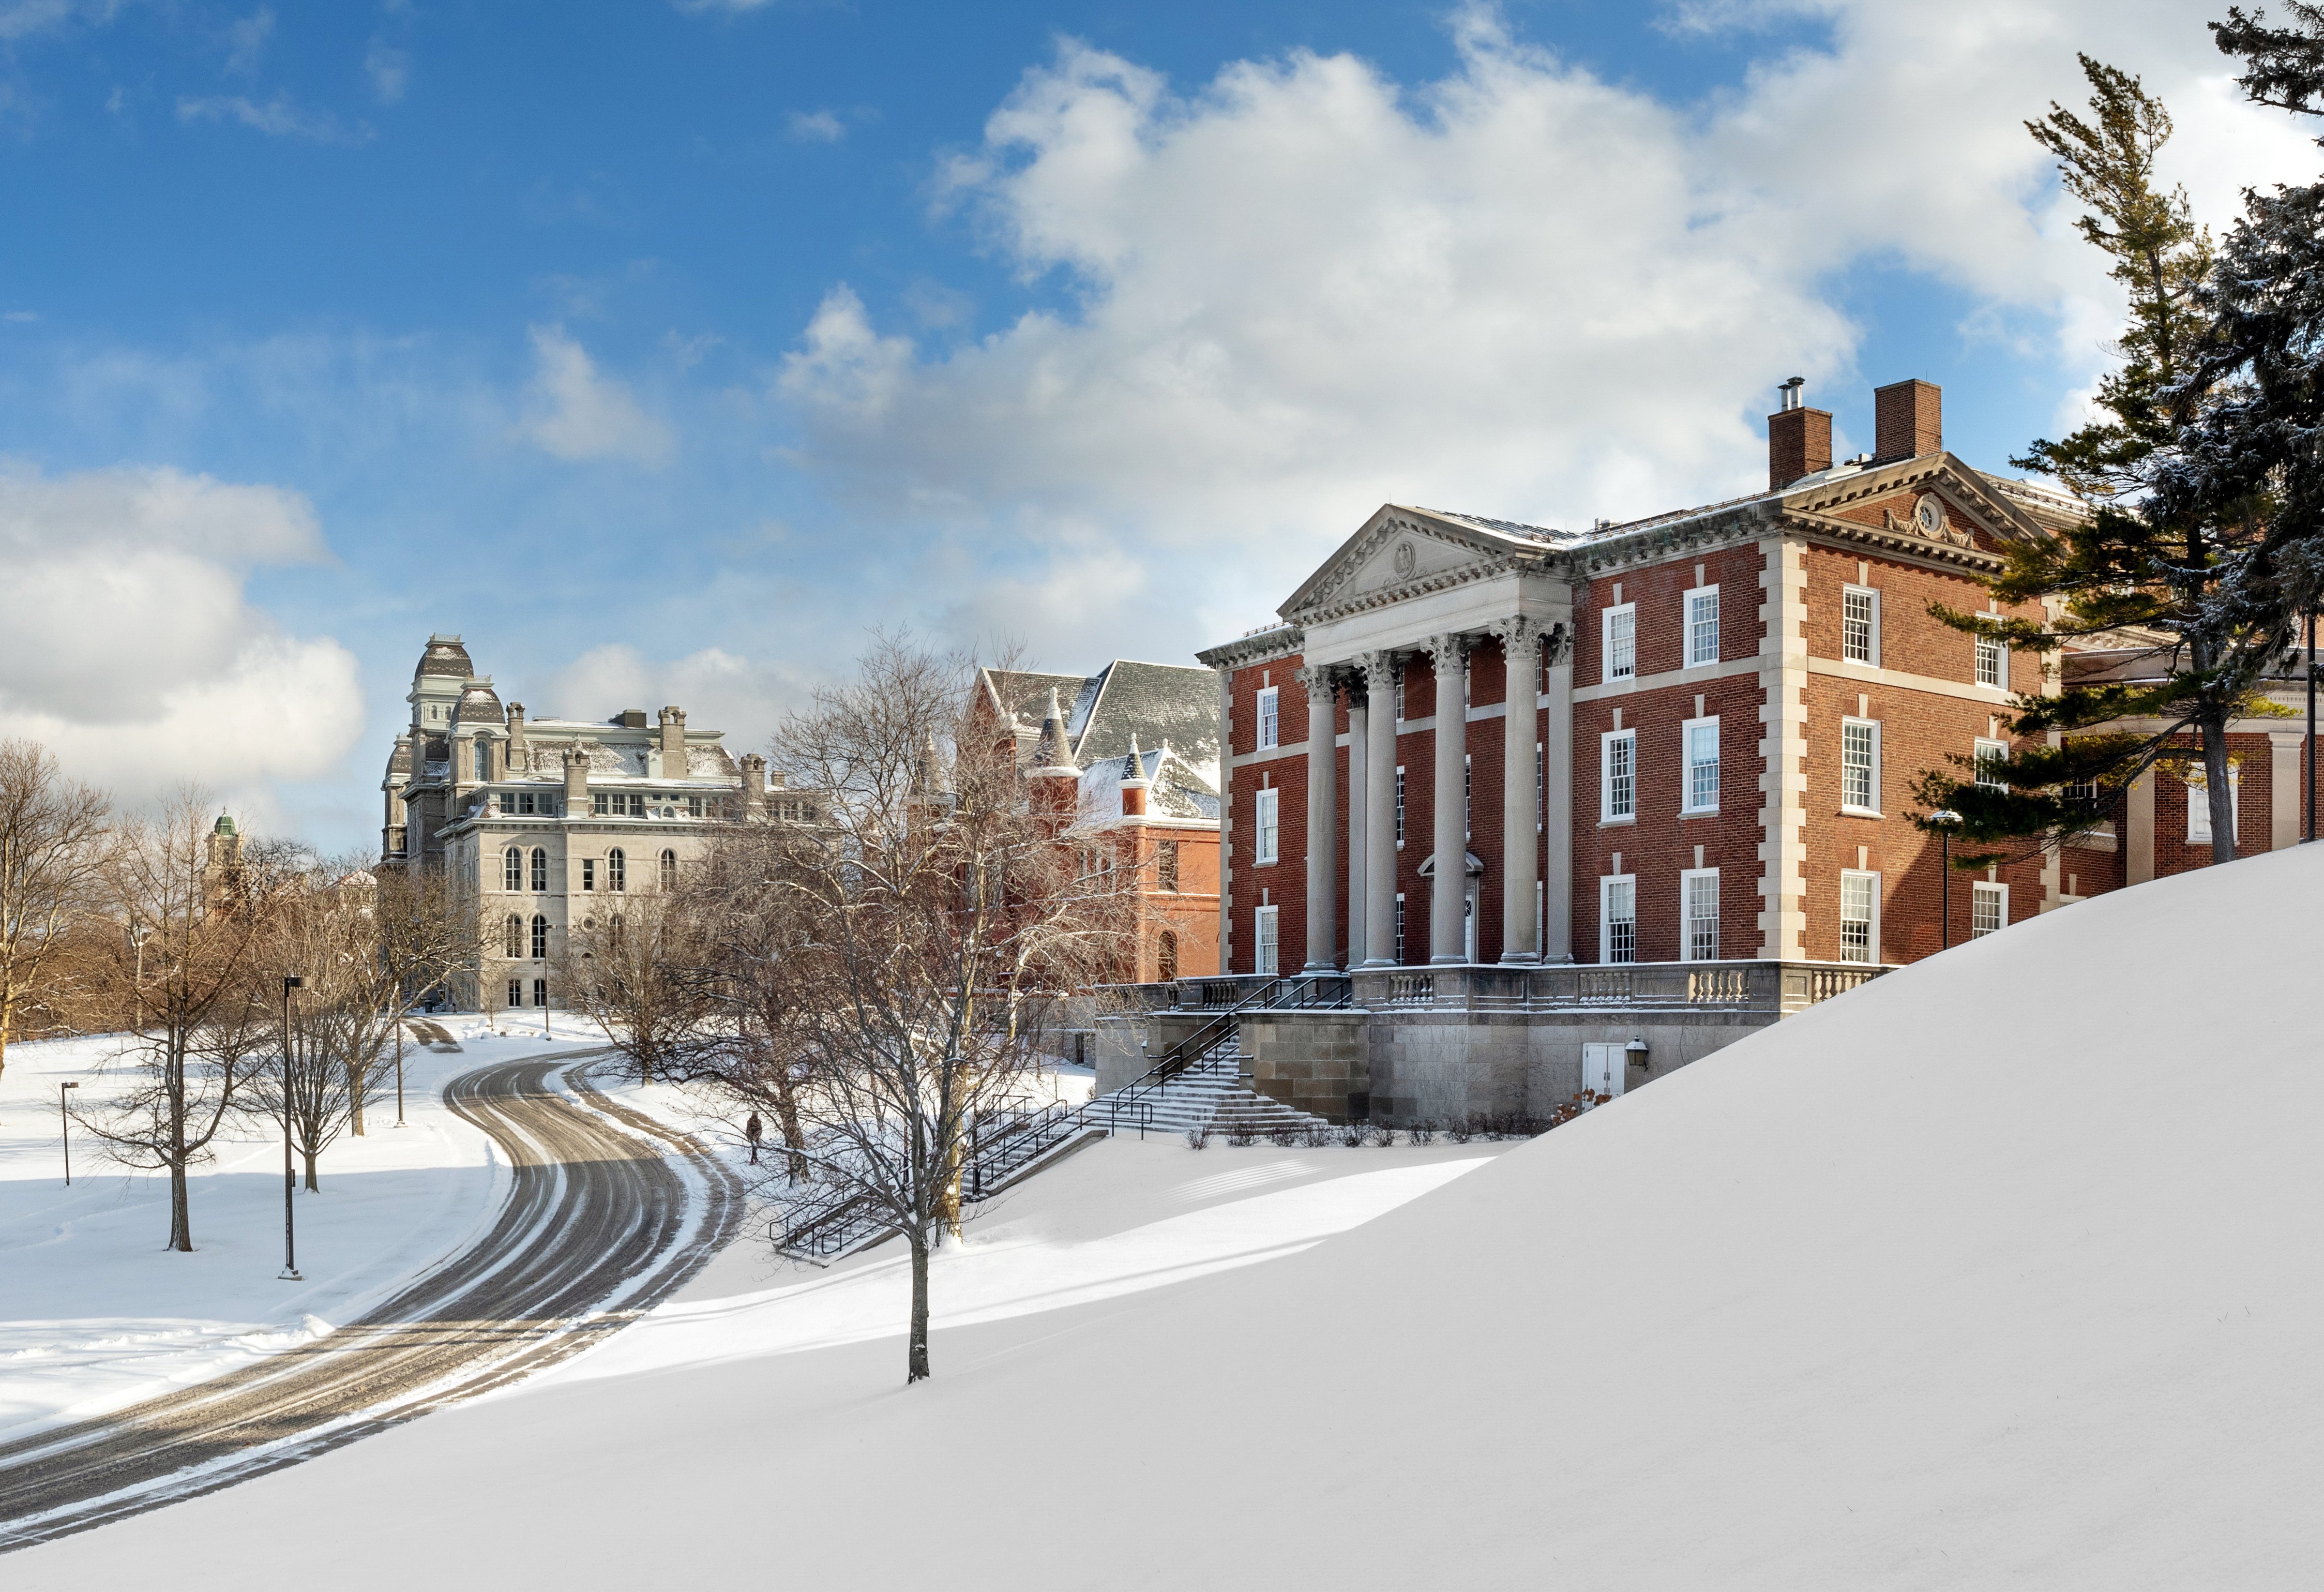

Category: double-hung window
[1975, 633, 2008, 689]
[1841, 718, 1880, 813]
[1683, 718, 1720, 813]
[1602, 729, 1636, 822]
[503, 846, 523, 892]
[529, 846, 549, 893]
[1393, 893, 1406, 965]
[1256, 686, 1280, 750]
[1839, 870, 1879, 964]
[1603, 605, 1636, 683]
[1394, 765, 1406, 847]
[1601, 876, 1636, 965]
[1970, 881, 2008, 938]
[1255, 786, 1280, 863]
[1254, 905, 1280, 976]
[1681, 868, 1719, 962]
[1158, 841, 1180, 892]
[1685, 587, 1720, 667]
[2187, 763, 2241, 845]
[1974, 738, 2010, 791]
[1842, 586, 1880, 665]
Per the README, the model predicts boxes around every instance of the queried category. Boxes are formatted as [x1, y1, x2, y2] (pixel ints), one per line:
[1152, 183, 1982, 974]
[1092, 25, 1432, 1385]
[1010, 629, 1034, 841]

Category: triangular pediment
[1778, 453, 2047, 559]
[1281, 504, 1558, 622]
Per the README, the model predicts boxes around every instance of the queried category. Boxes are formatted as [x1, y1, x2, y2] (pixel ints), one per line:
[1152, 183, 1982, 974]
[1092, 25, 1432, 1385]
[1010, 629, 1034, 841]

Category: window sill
[1254, 858, 1279, 868]
[1838, 806, 1884, 819]
[1680, 806, 1719, 818]
[1599, 815, 1636, 827]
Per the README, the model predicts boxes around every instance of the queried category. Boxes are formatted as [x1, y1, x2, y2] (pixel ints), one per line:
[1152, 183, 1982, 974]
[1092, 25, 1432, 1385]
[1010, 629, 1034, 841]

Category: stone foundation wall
[1243, 1012, 1371, 1121]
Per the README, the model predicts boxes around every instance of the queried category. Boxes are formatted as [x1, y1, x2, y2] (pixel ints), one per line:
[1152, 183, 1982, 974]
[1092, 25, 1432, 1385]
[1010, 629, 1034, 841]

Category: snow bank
[16, 845, 2324, 1587]
[0, 1020, 607, 1439]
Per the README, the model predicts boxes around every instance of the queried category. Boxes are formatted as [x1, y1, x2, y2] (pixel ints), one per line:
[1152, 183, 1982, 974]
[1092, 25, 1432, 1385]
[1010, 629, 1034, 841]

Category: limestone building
[379, 635, 795, 1010]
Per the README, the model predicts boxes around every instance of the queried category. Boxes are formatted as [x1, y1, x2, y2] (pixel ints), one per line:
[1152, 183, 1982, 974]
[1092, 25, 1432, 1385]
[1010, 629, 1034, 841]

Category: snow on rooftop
[21, 846, 2322, 1584]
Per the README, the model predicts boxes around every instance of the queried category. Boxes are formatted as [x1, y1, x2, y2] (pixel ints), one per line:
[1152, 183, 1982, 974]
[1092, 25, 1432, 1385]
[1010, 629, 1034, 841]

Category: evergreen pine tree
[1914, 56, 2277, 867]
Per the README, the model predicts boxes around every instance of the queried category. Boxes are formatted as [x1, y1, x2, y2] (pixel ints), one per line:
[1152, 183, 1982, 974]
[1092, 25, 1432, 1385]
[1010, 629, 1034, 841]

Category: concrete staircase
[1089, 1058, 1334, 1139]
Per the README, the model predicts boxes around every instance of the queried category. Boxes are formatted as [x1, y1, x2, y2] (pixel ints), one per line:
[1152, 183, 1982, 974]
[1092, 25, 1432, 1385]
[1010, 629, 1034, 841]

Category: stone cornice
[1196, 625, 1305, 671]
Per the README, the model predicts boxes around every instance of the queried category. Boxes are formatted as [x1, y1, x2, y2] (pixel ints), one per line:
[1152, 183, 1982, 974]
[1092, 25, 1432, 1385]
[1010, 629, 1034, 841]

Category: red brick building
[1194, 378, 2307, 979]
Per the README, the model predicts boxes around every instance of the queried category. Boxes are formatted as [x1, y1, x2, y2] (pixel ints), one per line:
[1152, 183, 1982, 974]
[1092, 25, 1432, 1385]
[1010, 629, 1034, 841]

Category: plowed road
[0, 1054, 742, 1552]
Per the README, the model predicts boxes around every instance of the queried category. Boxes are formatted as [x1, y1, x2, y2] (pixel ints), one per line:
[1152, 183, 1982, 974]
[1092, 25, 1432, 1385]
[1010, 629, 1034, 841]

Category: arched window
[608, 914, 625, 952]
[530, 913, 549, 959]
[659, 848, 677, 890]
[1158, 930, 1179, 983]
[503, 846, 523, 892]
[607, 848, 626, 892]
[529, 847, 548, 892]
[504, 913, 523, 958]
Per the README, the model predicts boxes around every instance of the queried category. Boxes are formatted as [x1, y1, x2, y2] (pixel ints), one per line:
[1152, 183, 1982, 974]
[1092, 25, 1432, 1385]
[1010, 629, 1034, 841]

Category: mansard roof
[455, 678, 504, 725]
[416, 634, 474, 680]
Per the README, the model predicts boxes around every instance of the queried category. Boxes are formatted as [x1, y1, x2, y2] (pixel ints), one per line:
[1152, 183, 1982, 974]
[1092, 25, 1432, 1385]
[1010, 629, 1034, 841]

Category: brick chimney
[1873, 379, 1941, 463]
[1768, 377, 1832, 491]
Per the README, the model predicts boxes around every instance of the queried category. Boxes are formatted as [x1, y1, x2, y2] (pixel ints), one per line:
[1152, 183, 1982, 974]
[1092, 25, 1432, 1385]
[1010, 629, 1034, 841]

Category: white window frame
[1394, 892, 1406, 965]
[1680, 867, 1720, 962]
[1685, 585, 1720, 668]
[1255, 786, 1280, 864]
[1603, 603, 1636, 684]
[1254, 905, 1280, 976]
[1395, 764, 1406, 848]
[1842, 584, 1881, 667]
[1465, 753, 1472, 842]
[1840, 717, 1881, 815]
[2186, 763, 2242, 845]
[1973, 737, 2009, 791]
[1970, 880, 2008, 938]
[1536, 742, 1545, 832]
[1602, 728, 1637, 823]
[1839, 869, 1880, 964]
[1975, 633, 2009, 689]
[1683, 717, 1721, 814]
[1600, 875, 1637, 965]
[1256, 686, 1280, 750]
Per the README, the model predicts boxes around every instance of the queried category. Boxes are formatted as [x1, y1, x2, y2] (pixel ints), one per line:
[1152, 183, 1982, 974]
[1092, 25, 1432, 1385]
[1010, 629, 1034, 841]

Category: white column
[1493, 618, 1543, 963]
[1362, 652, 1399, 967]
[1540, 624, 1575, 962]
[1298, 665, 1338, 972]
[1346, 673, 1368, 965]
[1425, 634, 1470, 965]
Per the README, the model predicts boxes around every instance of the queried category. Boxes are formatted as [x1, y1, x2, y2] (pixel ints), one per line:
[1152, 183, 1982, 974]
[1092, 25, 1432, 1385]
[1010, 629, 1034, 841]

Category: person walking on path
[744, 1112, 762, 1165]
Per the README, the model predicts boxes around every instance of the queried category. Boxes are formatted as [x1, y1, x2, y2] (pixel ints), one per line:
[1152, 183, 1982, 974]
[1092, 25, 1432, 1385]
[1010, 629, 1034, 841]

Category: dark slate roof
[983, 669, 1086, 732]
[417, 634, 474, 680]
[1073, 660, 1218, 773]
[454, 679, 504, 725]
[385, 737, 413, 777]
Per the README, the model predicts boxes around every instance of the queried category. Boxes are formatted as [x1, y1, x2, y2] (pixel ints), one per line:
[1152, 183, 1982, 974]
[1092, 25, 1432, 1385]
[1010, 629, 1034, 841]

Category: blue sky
[0, 0, 2313, 852]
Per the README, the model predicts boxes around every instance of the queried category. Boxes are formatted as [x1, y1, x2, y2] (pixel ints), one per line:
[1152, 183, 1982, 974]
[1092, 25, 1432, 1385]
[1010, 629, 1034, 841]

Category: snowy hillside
[17, 845, 2324, 1587]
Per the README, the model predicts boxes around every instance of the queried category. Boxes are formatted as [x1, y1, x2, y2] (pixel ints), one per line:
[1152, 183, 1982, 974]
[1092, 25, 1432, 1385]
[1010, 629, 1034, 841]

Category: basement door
[1581, 1043, 1626, 1100]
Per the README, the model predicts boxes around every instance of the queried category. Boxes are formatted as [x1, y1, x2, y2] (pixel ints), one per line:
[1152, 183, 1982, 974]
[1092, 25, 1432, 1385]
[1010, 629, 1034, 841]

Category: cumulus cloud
[0, 462, 364, 803]
[515, 325, 676, 466]
[773, 1, 2324, 662]
[534, 644, 813, 756]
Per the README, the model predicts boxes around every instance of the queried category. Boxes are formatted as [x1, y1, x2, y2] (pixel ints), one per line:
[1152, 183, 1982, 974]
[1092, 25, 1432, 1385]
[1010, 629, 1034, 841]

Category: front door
[1581, 1043, 1625, 1100]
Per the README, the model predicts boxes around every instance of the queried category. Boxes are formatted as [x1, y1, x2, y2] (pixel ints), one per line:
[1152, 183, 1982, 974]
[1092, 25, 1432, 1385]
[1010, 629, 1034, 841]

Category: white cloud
[773, 1, 2324, 662]
[787, 108, 845, 143]
[534, 644, 811, 756]
[177, 93, 372, 144]
[224, 7, 273, 78]
[514, 325, 676, 467]
[0, 462, 364, 802]
[366, 36, 410, 104]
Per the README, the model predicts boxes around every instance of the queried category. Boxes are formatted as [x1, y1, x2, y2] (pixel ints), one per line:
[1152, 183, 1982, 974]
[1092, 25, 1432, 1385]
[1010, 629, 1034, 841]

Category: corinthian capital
[1354, 649, 1397, 698]
[1291, 663, 1339, 698]
[1420, 632, 1470, 669]
[1489, 614, 1545, 659]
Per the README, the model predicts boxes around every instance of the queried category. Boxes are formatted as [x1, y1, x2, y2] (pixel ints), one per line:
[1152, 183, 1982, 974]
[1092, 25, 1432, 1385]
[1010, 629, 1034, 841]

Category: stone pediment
[1777, 454, 2042, 569]
[1281, 505, 1559, 624]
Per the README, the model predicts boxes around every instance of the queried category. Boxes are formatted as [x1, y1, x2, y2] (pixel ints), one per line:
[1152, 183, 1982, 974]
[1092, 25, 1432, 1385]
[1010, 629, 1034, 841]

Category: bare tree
[561, 890, 713, 1083]
[365, 862, 481, 1129]
[76, 798, 291, 1251]
[753, 634, 1136, 1384]
[0, 738, 113, 1093]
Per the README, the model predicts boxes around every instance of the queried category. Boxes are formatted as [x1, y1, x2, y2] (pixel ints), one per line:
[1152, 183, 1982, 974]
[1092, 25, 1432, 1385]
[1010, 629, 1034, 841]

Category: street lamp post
[2306, 604, 2316, 845]
[279, 974, 304, 1282]
[393, 1014, 406, 1128]
[1928, 810, 1964, 949]
[60, 1080, 78, 1184]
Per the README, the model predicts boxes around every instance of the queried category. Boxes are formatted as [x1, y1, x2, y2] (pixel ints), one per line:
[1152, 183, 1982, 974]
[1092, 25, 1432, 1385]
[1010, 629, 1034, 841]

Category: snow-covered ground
[0, 1016, 609, 1440]
[16, 843, 2324, 1587]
